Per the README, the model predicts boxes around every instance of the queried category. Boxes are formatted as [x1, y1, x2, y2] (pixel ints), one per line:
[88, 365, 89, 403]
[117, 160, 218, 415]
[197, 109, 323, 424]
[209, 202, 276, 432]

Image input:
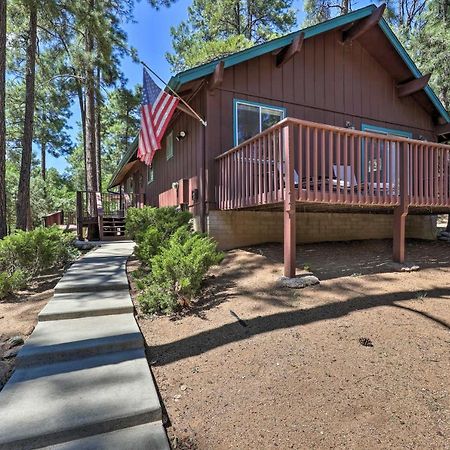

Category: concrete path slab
[0, 349, 161, 450]
[17, 313, 142, 367]
[39, 290, 134, 321]
[54, 242, 135, 293]
[42, 422, 170, 450]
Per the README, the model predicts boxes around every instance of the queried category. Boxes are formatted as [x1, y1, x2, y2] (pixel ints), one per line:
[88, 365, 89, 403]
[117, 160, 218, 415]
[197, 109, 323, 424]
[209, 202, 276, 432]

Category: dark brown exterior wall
[124, 28, 438, 212]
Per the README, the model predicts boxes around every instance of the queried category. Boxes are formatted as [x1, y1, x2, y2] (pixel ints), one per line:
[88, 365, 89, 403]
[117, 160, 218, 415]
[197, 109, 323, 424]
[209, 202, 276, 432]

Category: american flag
[137, 69, 179, 166]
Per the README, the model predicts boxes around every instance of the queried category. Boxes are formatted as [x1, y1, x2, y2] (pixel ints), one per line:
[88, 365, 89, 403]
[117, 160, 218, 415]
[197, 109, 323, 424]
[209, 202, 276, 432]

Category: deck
[216, 117, 450, 275]
[76, 191, 145, 240]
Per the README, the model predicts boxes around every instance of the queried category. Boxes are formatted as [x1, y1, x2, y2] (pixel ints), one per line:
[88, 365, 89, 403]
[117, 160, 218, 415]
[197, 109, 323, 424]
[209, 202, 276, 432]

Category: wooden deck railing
[76, 191, 145, 220]
[216, 118, 450, 210]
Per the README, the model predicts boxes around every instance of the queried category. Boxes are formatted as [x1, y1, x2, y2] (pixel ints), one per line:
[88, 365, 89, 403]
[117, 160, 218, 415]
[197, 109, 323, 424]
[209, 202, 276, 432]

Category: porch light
[176, 130, 187, 141]
[345, 120, 355, 130]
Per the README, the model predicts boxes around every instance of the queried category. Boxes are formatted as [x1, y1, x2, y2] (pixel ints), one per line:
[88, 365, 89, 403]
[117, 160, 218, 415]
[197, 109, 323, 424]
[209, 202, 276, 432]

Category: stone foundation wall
[205, 210, 437, 250]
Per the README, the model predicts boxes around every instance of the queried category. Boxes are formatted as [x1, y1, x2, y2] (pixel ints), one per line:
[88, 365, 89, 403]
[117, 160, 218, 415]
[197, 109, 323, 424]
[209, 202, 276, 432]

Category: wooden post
[393, 142, 409, 262]
[76, 191, 83, 240]
[283, 123, 296, 278]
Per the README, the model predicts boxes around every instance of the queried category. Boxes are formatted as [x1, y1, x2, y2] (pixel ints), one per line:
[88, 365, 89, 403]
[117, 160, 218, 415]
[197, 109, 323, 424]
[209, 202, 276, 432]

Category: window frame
[233, 99, 286, 146]
[166, 131, 174, 160]
[360, 123, 412, 183]
[147, 165, 154, 184]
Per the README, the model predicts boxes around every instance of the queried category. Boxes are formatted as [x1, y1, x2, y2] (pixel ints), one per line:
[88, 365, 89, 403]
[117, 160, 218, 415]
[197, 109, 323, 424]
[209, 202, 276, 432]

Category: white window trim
[147, 165, 154, 184]
[166, 131, 174, 160]
[234, 99, 286, 146]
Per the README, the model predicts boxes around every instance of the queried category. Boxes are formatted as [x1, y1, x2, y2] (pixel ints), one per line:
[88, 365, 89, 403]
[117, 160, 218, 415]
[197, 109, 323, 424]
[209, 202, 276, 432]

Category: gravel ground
[132, 239, 450, 450]
[0, 270, 64, 390]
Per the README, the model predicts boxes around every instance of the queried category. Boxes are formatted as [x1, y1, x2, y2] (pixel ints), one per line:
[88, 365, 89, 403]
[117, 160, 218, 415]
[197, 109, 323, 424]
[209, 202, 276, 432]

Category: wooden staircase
[101, 216, 126, 241]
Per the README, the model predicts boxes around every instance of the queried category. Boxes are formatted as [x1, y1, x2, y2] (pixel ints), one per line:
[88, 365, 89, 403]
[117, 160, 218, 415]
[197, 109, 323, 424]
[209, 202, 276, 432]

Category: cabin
[101, 4, 450, 276]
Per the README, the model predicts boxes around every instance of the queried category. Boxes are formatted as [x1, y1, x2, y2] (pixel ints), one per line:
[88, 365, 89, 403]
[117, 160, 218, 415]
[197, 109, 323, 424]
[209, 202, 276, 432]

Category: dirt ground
[0, 269, 65, 390]
[133, 238, 450, 450]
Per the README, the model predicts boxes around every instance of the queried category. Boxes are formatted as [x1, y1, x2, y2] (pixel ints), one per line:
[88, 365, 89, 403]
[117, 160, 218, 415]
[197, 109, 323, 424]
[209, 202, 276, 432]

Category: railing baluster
[357, 136, 362, 204]
[430, 145, 435, 205]
[350, 134, 355, 204]
[390, 140, 395, 205]
[279, 127, 283, 202]
[364, 136, 368, 205]
[298, 124, 303, 201]
[321, 129, 326, 203]
[306, 126, 311, 202]
[376, 138, 381, 204]
[444, 148, 449, 206]
[273, 131, 279, 202]
[343, 133, 348, 204]
[249, 142, 254, 206]
[313, 128, 318, 201]
[263, 134, 267, 204]
[328, 130, 333, 204]
[381, 139, 386, 204]
[336, 133, 341, 203]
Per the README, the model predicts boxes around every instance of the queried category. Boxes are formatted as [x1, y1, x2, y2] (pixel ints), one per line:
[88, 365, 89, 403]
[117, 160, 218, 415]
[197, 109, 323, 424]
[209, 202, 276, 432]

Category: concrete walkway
[0, 241, 169, 450]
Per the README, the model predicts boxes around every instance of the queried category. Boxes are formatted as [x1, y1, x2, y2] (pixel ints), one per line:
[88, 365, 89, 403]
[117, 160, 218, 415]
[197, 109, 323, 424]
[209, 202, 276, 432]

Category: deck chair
[278, 162, 299, 188]
[332, 165, 357, 190]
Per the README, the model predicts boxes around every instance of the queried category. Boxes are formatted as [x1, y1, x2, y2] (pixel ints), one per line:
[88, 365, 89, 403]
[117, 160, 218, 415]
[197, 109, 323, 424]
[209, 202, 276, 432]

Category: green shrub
[0, 270, 27, 298]
[138, 227, 223, 314]
[126, 206, 192, 262]
[0, 227, 77, 276]
[0, 227, 79, 299]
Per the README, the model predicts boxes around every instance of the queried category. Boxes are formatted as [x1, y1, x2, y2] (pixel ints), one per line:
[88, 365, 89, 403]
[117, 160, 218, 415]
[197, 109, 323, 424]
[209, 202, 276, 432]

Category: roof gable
[169, 4, 449, 123]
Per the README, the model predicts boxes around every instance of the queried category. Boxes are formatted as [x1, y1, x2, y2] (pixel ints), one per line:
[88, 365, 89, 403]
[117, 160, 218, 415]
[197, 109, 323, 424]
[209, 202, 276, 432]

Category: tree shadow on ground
[149, 285, 450, 367]
[244, 239, 450, 281]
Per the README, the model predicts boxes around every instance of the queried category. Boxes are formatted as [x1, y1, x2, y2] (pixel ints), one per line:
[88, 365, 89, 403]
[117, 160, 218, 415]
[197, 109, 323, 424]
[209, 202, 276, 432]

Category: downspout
[200, 88, 207, 233]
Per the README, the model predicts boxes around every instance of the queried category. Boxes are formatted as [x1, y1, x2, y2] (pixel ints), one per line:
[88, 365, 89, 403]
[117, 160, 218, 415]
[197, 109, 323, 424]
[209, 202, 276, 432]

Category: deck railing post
[76, 191, 83, 240]
[283, 122, 296, 278]
[393, 141, 409, 262]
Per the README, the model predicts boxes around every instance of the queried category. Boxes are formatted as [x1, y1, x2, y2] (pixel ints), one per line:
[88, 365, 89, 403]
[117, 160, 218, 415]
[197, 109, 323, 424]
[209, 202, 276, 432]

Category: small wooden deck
[216, 118, 450, 276]
[76, 191, 145, 240]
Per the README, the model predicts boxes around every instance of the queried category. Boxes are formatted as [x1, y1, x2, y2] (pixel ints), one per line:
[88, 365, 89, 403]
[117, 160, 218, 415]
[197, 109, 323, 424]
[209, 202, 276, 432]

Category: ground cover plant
[0, 226, 79, 298]
[126, 207, 223, 314]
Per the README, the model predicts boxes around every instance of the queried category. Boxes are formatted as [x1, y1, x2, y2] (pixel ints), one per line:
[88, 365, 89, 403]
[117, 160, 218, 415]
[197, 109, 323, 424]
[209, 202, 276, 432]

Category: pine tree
[0, 0, 7, 237]
[16, 0, 37, 230]
[167, 0, 297, 72]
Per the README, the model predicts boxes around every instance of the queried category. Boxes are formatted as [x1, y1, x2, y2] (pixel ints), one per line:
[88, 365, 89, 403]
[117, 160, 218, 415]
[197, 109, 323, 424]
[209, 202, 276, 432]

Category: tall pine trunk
[84, 0, 98, 206]
[41, 142, 46, 180]
[96, 67, 102, 192]
[16, 1, 37, 230]
[0, 0, 7, 237]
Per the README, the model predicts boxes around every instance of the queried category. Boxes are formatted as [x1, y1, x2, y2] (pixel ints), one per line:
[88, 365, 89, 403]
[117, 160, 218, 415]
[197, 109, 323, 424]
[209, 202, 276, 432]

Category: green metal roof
[168, 3, 449, 123]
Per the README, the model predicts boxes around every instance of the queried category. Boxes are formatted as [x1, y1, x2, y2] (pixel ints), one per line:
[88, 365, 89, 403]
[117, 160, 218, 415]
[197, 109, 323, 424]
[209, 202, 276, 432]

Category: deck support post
[76, 191, 83, 240]
[283, 123, 296, 278]
[393, 142, 409, 263]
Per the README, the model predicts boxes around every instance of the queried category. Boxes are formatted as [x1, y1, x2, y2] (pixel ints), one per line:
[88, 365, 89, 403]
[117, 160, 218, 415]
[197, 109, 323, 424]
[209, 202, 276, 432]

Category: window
[234, 100, 285, 145]
[361, 124, 412, 184]
[127, 177, 133, 193]
[166, 131, 174, 160]
[147, 165, 154, 184]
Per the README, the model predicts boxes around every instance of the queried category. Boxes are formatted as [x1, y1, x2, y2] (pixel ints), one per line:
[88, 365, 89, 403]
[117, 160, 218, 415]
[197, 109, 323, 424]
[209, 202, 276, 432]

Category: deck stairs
[101, 216, 126, 240]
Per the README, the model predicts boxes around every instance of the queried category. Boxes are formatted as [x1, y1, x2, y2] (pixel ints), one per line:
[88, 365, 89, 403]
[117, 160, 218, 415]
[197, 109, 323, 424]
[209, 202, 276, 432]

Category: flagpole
[140, 61, 207, 127]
